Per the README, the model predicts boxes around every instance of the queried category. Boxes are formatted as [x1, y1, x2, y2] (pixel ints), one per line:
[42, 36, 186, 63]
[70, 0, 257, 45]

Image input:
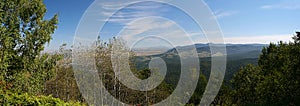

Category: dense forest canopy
[212, 32, 300, 106]
[0, 0, 59, 94]
[0, 0, 85, 105]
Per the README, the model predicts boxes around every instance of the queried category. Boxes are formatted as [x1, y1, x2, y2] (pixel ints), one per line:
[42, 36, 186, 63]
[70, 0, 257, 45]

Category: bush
[0, 90, 85, 106]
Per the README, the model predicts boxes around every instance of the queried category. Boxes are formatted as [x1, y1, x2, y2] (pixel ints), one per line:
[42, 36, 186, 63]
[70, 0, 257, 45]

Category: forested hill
[134, 43, 267, 82]
[164, 43, 267, 60]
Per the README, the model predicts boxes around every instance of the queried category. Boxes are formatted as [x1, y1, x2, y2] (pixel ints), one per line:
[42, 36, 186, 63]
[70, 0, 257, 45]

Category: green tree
[230, 32, 300, 105]
[93, 37, 173, 105]
[188, 73, 207, 105]
[44, 45, 84, 102]
[0, 0, 58, 94]
[231, 64, 261, 105]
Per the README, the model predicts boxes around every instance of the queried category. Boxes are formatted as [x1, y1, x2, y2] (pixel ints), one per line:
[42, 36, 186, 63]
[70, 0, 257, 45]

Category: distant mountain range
[134, 43, 268, 83]
[148, 43, 268, 60]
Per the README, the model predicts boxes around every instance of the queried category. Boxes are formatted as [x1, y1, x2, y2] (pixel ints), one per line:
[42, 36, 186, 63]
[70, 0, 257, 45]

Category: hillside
[133, 43, 267, 85]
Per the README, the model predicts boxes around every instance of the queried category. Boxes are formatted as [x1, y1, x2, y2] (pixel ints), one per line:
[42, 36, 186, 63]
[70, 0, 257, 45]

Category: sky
[43, 0, 300, 51]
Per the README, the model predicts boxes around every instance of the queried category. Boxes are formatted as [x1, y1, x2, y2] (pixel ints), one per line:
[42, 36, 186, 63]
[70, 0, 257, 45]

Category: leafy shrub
[0, 90, 85, 106]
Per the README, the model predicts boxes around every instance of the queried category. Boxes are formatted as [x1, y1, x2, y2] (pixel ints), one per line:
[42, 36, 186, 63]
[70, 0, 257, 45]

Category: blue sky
[44, 0, 300, 51]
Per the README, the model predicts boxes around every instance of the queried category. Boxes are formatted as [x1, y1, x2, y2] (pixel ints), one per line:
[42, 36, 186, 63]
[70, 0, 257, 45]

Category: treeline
[209, 32, 300, 106]
[49, 33, 300, 106]
[0, 0, 84, 105]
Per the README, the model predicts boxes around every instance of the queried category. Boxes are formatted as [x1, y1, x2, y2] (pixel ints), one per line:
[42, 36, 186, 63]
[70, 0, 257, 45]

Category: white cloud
[261, 1, 300, 10]
[100, 1, 168, 25]
[213, 10, 239, 19]
[121, 17, 176, 40]
[188, 32, 293, 44]
[223, 34, 292, 44]
[100, 1, 129, 10]
[117, 17, 205, 47]
[116, 18, 293, 47]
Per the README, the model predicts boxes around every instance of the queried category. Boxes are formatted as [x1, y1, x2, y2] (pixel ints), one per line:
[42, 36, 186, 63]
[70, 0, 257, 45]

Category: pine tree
[0, 0, 59, 94]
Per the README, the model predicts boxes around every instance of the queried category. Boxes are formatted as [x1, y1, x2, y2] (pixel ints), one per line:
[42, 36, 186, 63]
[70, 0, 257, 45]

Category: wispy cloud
[224, 34, 292, 44]
[261, 1, 300, 10]
[102, 10, 158, 24]
[121, 17, 176, 39]
[213, 10, 239, 19]
[100, 1, 170, 25]
[100, 1, 129, 10]
[117, 17, 206, 47]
